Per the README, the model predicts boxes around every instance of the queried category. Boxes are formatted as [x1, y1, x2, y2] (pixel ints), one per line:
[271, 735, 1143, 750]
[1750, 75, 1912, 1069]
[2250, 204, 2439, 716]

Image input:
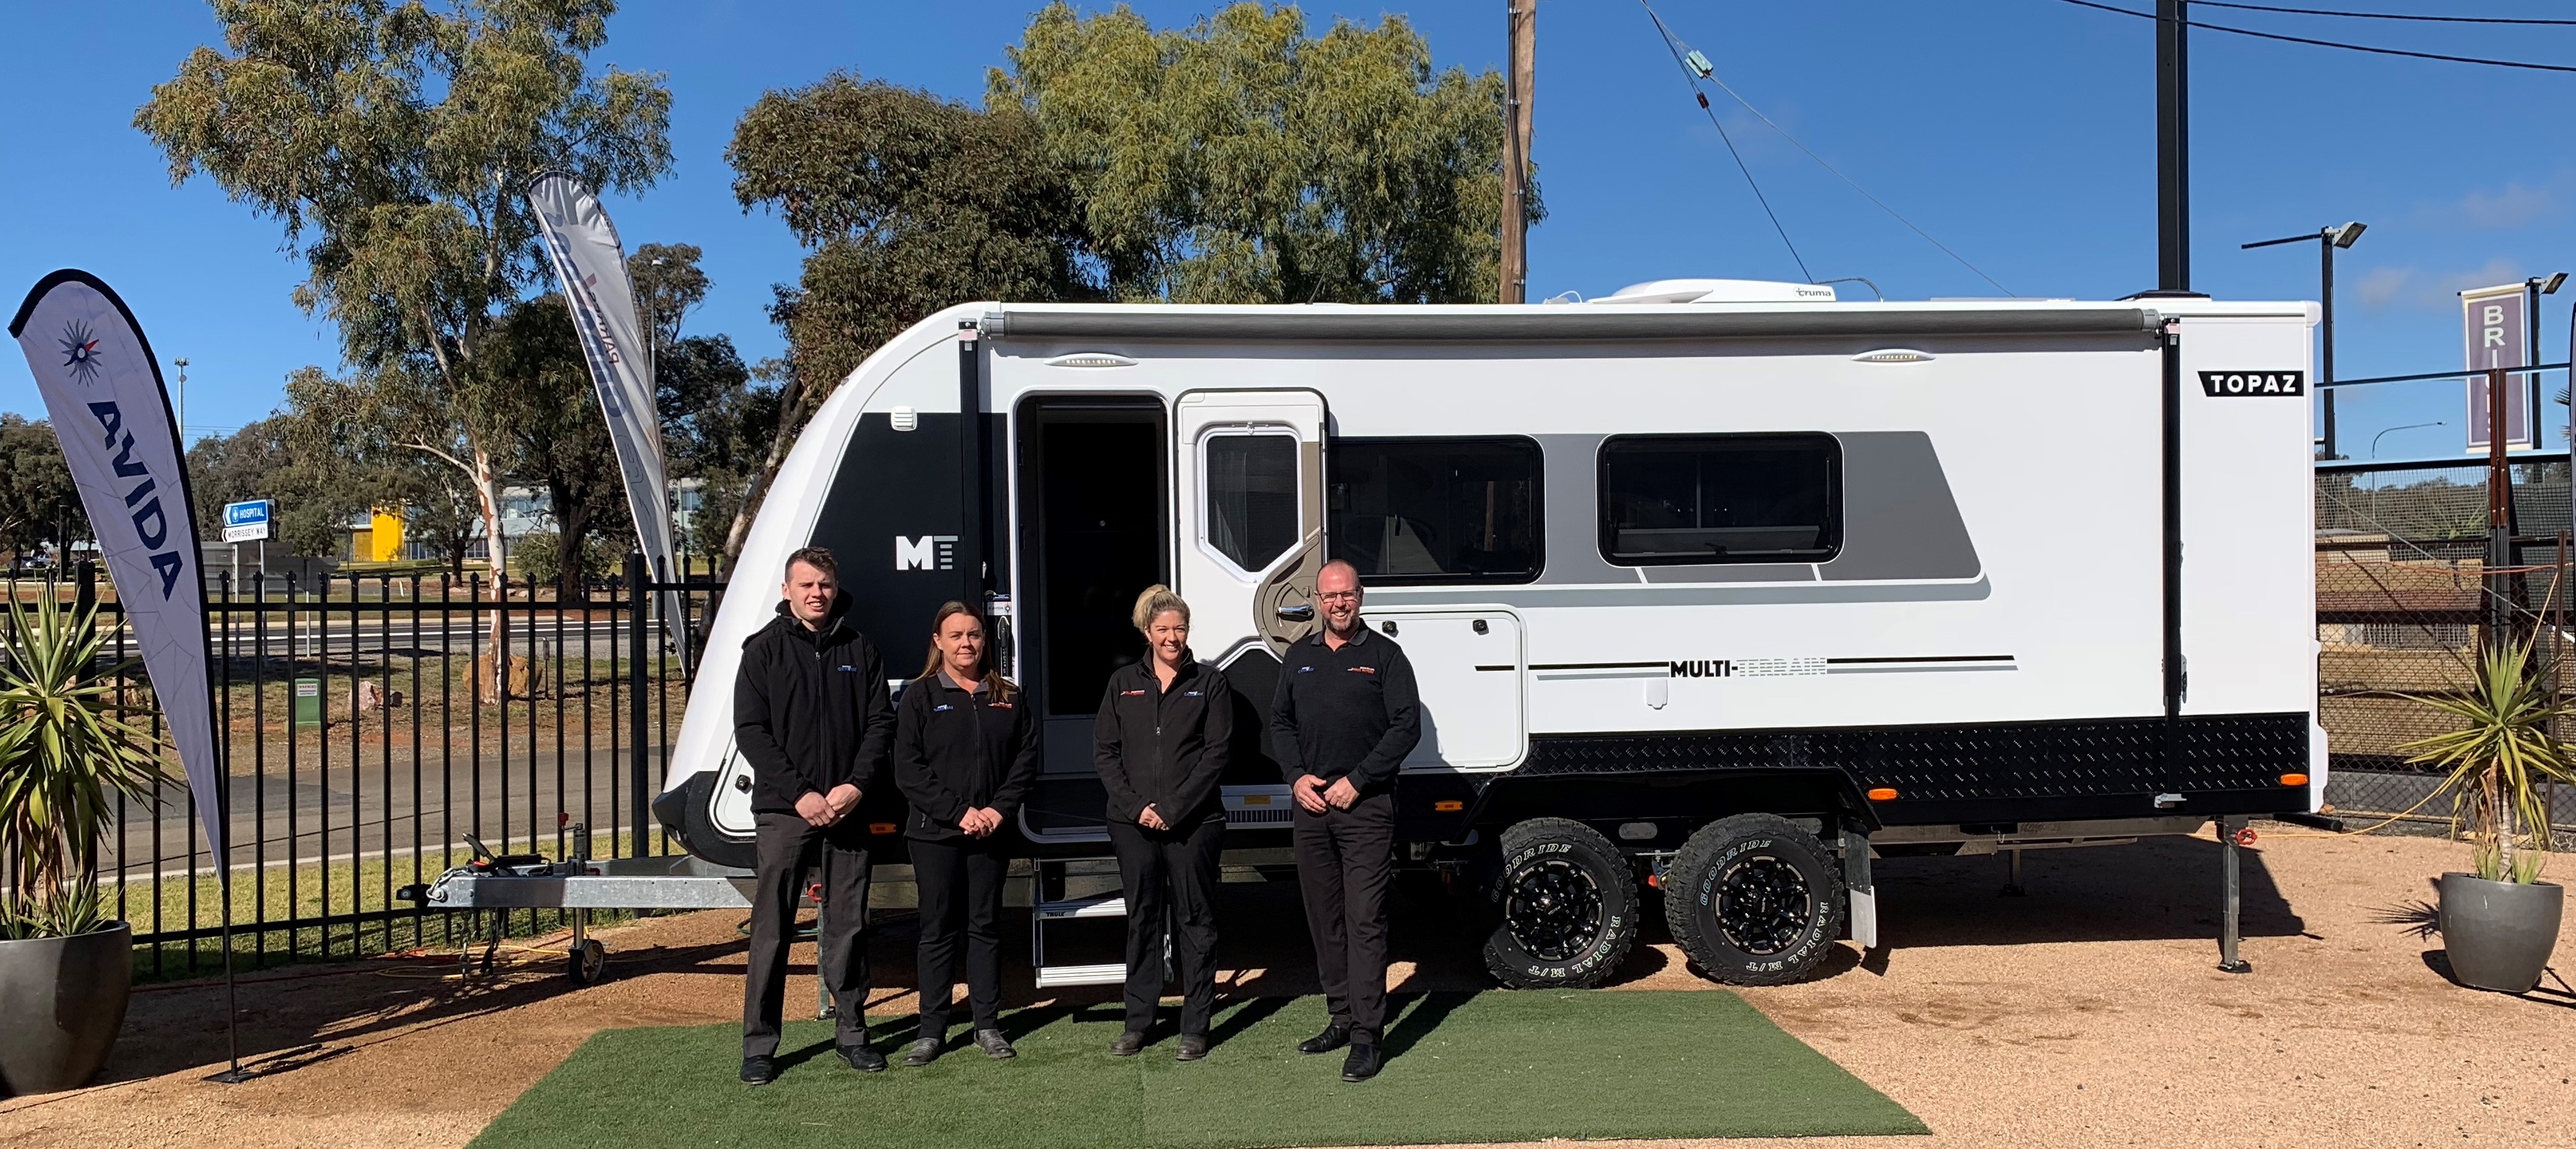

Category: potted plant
[0, 593, 172, 1097]
[2399, 635, 2575, 994]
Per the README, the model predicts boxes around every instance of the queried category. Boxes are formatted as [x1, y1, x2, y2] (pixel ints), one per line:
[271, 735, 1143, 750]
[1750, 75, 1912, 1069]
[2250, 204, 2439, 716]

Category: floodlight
[2328, 222, 2366, 249]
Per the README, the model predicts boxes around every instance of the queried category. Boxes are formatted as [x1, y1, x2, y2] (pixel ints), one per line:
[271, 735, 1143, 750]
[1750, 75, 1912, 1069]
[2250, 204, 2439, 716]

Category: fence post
[627, 552, 652, 855]
[74, 557, 95, 617]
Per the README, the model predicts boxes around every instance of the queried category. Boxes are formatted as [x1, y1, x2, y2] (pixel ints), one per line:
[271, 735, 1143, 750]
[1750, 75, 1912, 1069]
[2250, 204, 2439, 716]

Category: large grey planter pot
[0, 922, 132, 1097]
[2437, 874, 2563, 994]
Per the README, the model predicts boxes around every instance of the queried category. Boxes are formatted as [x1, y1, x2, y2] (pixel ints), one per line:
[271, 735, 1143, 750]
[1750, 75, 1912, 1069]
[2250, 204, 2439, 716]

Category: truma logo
[895, 535, 958, 570]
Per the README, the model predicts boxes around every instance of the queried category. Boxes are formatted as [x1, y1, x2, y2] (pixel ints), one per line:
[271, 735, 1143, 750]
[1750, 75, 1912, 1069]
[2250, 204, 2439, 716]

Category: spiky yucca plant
[2398, 635, 2576, 883]
[0, 593, 173, 935]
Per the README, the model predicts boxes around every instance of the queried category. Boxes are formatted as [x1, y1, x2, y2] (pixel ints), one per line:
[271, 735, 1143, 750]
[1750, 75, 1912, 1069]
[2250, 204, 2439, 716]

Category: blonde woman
[1093, 585, 1233, 1060]
[892, 601, 1040, 1066]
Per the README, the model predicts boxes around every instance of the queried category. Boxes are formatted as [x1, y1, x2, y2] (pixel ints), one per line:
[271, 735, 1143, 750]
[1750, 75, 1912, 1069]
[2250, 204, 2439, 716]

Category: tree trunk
[473, 446, 509, 703]
[719, 373, 808, 578]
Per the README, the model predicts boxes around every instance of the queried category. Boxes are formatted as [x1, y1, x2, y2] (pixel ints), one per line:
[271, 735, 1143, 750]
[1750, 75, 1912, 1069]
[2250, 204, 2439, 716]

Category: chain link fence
[2315, 453, 2576, 836]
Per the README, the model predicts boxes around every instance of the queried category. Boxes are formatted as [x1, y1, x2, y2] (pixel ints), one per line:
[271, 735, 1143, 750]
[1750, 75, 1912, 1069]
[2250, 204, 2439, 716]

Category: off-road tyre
[1481, 818, 1639, 989]
[1665, 813, 1844, 986]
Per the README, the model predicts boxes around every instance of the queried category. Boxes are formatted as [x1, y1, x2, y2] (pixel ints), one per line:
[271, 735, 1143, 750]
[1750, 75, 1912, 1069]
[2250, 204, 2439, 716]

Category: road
[100, 743, 672, 877]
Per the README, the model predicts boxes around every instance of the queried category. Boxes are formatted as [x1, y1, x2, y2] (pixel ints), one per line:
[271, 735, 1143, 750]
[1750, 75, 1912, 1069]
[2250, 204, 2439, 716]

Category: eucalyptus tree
[135, 0, 672, 599]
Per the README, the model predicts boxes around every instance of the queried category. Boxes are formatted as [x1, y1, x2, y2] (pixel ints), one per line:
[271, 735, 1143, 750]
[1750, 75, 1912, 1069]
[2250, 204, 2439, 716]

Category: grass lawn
[470, 989, 1924, 1149]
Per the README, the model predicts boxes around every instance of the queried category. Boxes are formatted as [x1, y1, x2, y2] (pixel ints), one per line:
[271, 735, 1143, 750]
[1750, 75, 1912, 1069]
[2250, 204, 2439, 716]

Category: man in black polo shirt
[1270, 558, 1420, 1083]
[733, 546, 895, 1085]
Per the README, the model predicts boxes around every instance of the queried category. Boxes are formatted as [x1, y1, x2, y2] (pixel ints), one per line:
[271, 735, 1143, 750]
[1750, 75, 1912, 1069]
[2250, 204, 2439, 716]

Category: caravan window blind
[1203, 433, 1300, 574]
[1599, 434, 1841, 564]
[1327, 437, 1542, 584]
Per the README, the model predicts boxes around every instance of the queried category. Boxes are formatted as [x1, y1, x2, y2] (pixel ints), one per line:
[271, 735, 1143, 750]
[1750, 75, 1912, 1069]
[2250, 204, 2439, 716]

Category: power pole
[1501, 0, 1535, 303]
[2155, 0, 2190, 292]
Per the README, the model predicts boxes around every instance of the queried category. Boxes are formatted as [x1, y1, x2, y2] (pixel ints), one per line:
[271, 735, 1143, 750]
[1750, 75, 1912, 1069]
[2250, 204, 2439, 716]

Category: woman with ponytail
[1092, 585, 1233, 1061]
[892, 601, 1039, 1066]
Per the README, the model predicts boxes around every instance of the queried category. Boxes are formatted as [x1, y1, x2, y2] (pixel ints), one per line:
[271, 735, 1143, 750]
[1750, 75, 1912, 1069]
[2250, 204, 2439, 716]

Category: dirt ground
[5, 824, 2571, 1149]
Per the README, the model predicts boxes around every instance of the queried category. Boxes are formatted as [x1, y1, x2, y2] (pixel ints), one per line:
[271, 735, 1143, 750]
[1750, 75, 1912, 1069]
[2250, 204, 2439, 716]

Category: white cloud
[2353, 258, 2528, 313]
[2355, 265, 2412, 309]
[2457, 181, 2557, 230]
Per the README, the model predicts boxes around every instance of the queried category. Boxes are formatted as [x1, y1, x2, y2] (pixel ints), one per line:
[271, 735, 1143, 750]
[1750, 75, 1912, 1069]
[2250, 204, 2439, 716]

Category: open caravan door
[1173, 390, 1327, 827]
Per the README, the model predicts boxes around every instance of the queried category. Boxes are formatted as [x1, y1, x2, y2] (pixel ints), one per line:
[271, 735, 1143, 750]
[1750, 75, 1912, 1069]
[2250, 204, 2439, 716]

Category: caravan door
[1172, 390, 1327, 824]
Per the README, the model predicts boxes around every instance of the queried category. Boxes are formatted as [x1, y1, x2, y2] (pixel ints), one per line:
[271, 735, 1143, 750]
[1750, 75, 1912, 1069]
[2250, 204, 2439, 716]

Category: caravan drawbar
[652, 288, 2325, 989]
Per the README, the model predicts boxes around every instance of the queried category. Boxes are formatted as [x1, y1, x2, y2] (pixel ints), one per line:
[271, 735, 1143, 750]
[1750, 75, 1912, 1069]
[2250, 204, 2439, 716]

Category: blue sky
[5, 0, 2575, 464]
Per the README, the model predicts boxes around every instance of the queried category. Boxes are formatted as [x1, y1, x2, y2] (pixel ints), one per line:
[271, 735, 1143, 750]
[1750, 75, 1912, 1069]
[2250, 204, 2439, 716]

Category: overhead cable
[2054, 0, 2576, 73]
[1637, 1, 1810, 282]
[2194, 1, 2576, 26]
[1639, 0, 2014, 296]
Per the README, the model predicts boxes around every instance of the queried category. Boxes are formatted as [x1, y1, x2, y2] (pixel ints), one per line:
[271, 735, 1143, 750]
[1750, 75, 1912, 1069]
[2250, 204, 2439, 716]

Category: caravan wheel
[1665, 814, 1843, 986]
[1481, 818, 1639, 989]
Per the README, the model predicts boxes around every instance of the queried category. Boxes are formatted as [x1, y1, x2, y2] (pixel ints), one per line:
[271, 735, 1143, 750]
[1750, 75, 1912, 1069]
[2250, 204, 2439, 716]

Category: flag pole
[206, 870, 248, 1083]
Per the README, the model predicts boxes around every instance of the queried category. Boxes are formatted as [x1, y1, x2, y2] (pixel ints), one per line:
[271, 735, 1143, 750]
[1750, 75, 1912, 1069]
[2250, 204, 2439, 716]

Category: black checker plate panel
[1519, 713, 2307, 803]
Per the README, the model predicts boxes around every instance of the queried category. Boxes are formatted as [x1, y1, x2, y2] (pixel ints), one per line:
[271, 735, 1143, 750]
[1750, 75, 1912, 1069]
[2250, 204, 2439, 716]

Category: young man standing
[1270, 559, 1420, 1083]
[734, 547, 895, 1085]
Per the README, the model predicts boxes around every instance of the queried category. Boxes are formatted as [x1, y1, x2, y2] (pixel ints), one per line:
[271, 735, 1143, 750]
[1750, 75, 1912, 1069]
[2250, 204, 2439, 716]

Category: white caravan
[652, 283, 2325, 988]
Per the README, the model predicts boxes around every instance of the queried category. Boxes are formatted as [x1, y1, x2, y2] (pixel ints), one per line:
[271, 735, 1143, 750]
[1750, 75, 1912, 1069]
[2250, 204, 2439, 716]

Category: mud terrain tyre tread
[1665, 813, 1843, 986]
[1482, 818, 1639, 990]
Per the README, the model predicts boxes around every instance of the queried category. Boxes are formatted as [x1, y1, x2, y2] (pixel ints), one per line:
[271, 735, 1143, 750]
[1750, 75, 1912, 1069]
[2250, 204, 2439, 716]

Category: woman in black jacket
[893, 601, 1040, 1067]
[1093, 585, 1232, 1060]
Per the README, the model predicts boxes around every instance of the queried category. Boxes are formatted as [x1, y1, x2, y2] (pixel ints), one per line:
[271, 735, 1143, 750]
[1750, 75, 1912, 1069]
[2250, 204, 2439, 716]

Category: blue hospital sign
[222, 499, 273, 543]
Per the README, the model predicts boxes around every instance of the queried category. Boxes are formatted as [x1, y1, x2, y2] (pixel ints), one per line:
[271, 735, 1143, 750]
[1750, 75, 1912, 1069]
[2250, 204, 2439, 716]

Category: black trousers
[910, 835, 1010, 1036]
[743, 811, 874, 1059]
[1107, 814, 1224, 1036]
[1292, 791, 1394, 1043]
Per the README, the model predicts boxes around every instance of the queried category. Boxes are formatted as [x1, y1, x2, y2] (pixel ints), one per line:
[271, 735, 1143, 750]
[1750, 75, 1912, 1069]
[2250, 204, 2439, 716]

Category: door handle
[1275, 604, 1314, 623]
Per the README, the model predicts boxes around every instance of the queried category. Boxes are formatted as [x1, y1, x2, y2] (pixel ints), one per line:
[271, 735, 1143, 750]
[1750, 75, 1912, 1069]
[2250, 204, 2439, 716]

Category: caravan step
[1034, 962, 1129, 988]
[1035, 893, 1128, 921]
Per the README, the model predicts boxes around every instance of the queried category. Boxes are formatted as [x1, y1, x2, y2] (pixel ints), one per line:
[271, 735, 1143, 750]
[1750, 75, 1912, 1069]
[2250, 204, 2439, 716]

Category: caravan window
[1599, 434, 1841, 564]
[1203, 433, 1300, 574]
[1327, 438, 1541, 584]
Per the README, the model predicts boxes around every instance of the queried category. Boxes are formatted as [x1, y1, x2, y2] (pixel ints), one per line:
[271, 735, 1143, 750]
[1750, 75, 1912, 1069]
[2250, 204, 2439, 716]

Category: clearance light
[1851, 349, 1935, 364]
[868, 822, 898, 835]
[2279, 773, 2309, 787]
[1242, 794, 1272, 807]
[1044, 352, 1138, 369]
[1866, 787, 1899, 801]
[1433, 799, 1465, 812]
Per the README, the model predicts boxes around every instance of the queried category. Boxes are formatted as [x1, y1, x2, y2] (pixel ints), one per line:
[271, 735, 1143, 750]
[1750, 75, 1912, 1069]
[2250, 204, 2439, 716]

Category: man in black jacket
[1270, 559, 1420, 1083]
[734, 547, 895, 1085]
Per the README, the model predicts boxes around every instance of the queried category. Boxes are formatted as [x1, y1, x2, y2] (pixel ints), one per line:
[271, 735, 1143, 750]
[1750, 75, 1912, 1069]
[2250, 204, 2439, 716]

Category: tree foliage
[185, 410, 361, 560]
[0, 416, 89, 566]
[994, 1, 1535, 305]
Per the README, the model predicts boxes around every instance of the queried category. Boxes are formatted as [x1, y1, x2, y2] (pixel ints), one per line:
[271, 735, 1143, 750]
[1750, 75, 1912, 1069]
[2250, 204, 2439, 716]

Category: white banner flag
[10, 271, 222, 860]
[527, 171, 686, 666]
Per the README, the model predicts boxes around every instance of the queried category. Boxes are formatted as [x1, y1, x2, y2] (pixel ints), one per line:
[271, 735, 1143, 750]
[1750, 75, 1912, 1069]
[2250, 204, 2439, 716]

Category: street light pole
[172, 356, 189, 443]
[2370, 420, 2442, 459]
[2245, 222, 2364, 459]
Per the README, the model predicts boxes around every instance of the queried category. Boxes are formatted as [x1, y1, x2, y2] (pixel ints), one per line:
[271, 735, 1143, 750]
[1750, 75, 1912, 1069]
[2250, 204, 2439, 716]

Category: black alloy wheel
[1665, 813, 1845, 986]
[1481, 818, 1640, 989]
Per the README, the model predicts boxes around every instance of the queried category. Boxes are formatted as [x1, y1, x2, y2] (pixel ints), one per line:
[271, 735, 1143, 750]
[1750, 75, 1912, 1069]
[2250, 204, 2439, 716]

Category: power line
[2053, 0, 2576, 73]
[2194, 1, 2576, 26]
[1639, 1, 2014, 295]
[1637, 3, 1810, 282]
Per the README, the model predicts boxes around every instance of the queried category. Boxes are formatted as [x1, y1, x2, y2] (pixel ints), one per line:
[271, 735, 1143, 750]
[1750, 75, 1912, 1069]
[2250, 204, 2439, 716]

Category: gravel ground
[3, 824, 2571, 1149]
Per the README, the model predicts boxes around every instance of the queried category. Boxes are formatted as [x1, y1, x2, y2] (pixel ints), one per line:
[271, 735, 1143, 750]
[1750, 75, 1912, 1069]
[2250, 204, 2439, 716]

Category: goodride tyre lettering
[1481, 818, 1639, 989]
[1665, 813, 1844, 986]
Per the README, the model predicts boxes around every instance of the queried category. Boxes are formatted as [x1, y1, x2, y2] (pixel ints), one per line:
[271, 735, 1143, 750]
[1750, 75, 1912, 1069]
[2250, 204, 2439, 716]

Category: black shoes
[1176, 1033, 1210, 1062]
[1298, 1024, 1351, 1055]
[1110, 1030, 1147, 1057]
[903, 1037, 942, 1067]
[837, 1041, 887, 1073]
[739, 1055, 778, 1085]
[973, 1028, 1017, 1059]
[1341, 1043, 1382, 1083]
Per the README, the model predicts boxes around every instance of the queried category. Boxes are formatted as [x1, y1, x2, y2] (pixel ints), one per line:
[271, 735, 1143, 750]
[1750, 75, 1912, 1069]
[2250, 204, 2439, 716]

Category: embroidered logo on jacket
[990, 701, 1013, 709]
[838, 665, 857, 672]
[933, 704, 954, 712]
[1347, 666, 1377, 675]
[1297, 666, 1316, 674]
[1121, 689, 1149, 697]
[1183, 690, 1203, 697]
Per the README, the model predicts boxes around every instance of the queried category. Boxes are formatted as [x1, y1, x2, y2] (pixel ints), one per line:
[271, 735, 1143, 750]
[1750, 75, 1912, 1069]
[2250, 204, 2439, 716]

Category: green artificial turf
[469, 989, 1924, 1148]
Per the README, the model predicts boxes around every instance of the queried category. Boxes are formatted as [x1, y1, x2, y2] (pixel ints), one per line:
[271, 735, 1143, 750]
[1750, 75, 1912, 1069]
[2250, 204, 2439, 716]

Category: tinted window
[1329, 438, 1542, 583]
[1205, 433, 1300, 573]
[1600, 435, 1839, 564]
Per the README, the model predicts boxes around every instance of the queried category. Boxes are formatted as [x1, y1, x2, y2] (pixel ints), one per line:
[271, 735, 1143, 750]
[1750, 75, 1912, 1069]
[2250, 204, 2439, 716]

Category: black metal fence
[2314, 453, 2576, 834]
[1, 556, 721, 979]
